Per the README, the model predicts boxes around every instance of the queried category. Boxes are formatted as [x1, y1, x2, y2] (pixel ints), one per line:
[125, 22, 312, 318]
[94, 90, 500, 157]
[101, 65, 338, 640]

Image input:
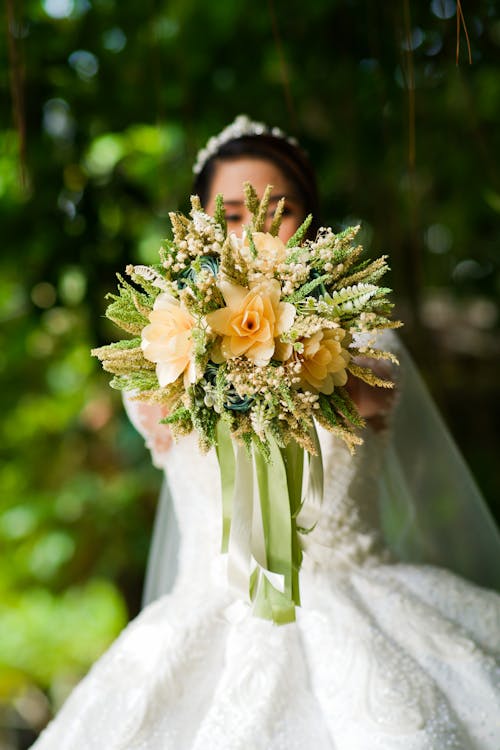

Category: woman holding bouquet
[31, 116, 500, 750]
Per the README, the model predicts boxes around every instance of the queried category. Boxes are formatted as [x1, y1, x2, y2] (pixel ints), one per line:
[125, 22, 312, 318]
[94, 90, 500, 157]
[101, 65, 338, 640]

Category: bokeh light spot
[27, 330, 55, 358]
[102, 27, 127, 52]
[42, 307, 73, 335]
[68, 50, 99, 80]
[0, 506, 38, 540]
[31, 282, 57, 309]
[431, 0, 456, 20]
[84, 134, 125, 177]
[29, 532, 75, 580]
[425, 223, 452, 254]
[42, 0, 74, 19]
[452, 259, 491, 282]
[59, 267, 87, 306]
[43, 99, 75, 140]
[401, 27, 425, 51]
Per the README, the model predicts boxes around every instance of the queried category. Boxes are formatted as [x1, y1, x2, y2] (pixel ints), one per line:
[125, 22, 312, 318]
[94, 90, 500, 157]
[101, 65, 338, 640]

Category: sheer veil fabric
[142, 477, 179, 605]
[378, 333, 500, 589]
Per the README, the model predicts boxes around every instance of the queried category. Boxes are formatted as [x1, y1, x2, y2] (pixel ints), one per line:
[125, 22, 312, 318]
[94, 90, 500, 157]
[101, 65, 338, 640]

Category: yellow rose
[206, 278, 295, 366]
[297, 328, 351, 394]
[141, 293, 196, 387]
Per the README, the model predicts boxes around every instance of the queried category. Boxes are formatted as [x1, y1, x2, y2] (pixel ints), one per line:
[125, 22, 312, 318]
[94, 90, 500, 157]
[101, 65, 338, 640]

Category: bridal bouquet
[92, 183, 400, 624]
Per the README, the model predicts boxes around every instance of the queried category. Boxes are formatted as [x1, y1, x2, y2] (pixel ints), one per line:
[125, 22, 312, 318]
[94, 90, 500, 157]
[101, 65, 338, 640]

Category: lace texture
[32, 404, 500, 749]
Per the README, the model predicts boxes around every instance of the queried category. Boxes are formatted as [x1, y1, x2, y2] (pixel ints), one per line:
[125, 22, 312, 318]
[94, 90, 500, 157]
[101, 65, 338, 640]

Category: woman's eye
[226, 213, 242, 223]
[267, 207, 293, 218]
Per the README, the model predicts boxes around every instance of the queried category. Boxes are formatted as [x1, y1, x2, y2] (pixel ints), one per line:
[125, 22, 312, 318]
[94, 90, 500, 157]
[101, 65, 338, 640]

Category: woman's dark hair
[192, 134, 320, 235]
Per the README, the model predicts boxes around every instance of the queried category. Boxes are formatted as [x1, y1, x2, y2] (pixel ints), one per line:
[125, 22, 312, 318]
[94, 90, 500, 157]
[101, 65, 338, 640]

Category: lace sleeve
[122, 393, 172, 469]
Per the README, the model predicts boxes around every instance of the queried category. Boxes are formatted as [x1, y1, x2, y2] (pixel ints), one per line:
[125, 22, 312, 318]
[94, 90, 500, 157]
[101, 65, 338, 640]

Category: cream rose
[206, 278, 295, 366]
[297, 328, 351, 394]
[229, 231, 288, 276]
[141, 293, 196, 387]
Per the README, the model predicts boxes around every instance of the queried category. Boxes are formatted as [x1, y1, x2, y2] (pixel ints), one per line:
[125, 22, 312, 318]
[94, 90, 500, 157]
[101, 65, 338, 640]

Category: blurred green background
[1, 0, 499, 745]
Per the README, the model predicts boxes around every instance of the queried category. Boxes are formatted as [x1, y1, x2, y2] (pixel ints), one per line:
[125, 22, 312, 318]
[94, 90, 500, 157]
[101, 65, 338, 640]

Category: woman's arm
[122, 394, 172, 468]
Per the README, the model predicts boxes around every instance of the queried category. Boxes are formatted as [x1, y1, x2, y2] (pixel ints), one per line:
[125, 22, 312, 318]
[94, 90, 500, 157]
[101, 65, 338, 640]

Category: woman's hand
[344, 357, 397, 430]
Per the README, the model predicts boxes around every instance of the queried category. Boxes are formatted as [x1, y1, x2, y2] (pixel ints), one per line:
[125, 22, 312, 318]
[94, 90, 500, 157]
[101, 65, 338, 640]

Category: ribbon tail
[253, 437, 301, 619]
[282, 439, 304, 604]
[216, 427, 324, 626]
[252, 571, 296, 624]
[306, 421, 324, 507]
[226, 444, 254, 599]
[215, 421, 235, 552]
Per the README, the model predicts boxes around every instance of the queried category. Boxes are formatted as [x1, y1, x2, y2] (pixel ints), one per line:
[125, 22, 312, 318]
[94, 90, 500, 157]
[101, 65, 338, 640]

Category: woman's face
[204, 157, 304, 241]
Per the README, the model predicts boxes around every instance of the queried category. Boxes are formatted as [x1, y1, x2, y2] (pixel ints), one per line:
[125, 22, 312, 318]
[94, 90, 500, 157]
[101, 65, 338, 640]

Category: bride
[31, 116, 500, 749]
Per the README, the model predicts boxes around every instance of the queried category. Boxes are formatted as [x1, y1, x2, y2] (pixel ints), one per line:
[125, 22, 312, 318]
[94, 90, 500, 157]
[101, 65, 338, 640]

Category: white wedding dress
[32, 399, 500, 750]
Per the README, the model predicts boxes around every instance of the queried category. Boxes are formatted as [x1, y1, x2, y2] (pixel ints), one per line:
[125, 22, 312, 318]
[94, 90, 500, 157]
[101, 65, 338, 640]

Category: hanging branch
[266, 0, 297, 130]
[396, 1, 424, 326]
[456, 0, 472, 65]
[402, 0, 415, 169]
[5, 0, 28, 189]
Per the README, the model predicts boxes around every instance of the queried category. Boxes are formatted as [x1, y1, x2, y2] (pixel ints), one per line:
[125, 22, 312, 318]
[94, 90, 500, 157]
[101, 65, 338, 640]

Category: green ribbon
[306, 422, 324, 510]
[215, 421, 235, 552]
[227, 443, 254, 596]
[215, 422, 324, 625]
[282, 439, 304, 604]
[253, 441, 293, 621]
[252, 570, 296, 625]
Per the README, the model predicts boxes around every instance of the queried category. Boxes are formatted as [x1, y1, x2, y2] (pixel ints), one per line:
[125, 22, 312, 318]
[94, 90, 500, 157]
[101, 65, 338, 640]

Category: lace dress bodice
[299, 423, 389, 573]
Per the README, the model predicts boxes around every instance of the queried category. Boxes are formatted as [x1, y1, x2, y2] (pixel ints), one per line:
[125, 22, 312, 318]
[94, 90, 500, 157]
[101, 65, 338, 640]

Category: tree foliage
[1, 0, 499, 743]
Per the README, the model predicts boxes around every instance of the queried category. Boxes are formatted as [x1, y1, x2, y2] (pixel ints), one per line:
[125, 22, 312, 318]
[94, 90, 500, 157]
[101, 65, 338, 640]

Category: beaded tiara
[192, 114, 299, 175]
